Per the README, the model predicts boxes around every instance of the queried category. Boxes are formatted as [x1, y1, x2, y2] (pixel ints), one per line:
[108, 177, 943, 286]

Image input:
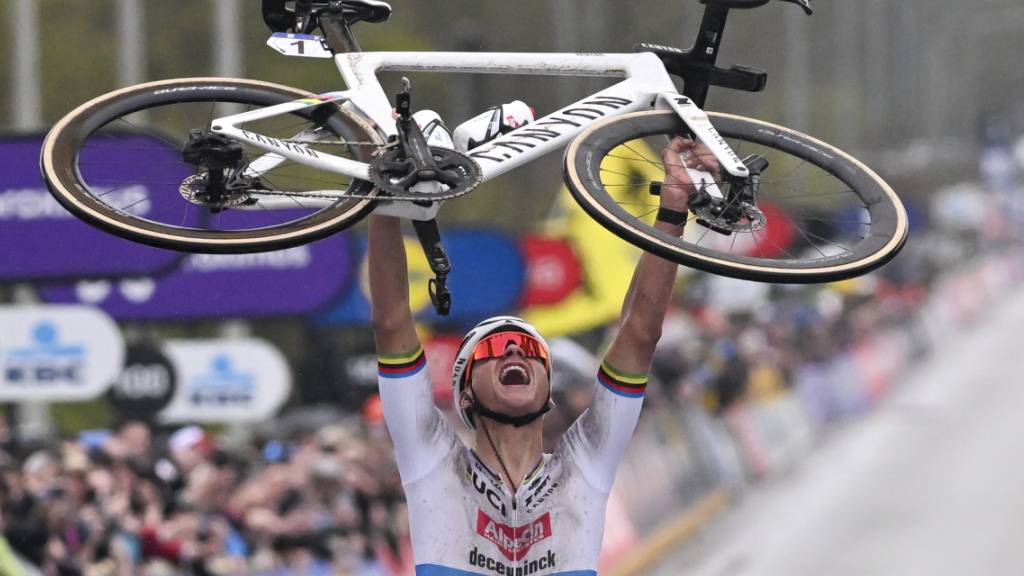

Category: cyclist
[369, 137, 716, 575]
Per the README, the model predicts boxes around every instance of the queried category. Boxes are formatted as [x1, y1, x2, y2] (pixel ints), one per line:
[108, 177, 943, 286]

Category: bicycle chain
[241, 186, 472, 202]
[277, 139, 392, 148]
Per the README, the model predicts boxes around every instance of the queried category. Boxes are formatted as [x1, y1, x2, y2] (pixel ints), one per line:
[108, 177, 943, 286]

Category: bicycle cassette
[369, 146, 482, 202]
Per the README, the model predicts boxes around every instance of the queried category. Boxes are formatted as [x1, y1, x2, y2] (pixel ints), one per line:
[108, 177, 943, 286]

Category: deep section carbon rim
[42, 78, 383, 253]
[565, 111, 908, 283]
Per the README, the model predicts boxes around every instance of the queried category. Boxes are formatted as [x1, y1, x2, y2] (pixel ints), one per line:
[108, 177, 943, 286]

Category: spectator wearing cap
[167, 426, 213, 476]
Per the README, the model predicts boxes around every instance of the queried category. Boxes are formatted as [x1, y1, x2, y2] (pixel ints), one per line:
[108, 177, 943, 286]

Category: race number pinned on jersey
[267, 33, 333, 59]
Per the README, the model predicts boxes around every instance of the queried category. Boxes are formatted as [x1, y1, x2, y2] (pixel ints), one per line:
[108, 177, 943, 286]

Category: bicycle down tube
[212, 50, 747, 212]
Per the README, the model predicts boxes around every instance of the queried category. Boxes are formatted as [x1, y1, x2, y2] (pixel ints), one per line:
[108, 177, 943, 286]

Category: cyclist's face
[468, 342, 550, 418]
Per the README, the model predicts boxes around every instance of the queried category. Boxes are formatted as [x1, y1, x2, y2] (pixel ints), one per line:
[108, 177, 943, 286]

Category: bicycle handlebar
[698, 0, 813, 16]
[638, 0, 811, 107]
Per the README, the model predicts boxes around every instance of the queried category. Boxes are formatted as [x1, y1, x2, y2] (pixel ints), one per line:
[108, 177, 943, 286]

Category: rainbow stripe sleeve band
[597, 361, 648, 398]
[378, 346, 427, 379]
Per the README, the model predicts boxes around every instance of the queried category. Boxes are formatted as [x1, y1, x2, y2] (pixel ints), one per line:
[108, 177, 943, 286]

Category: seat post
[320, 13, 362, 53]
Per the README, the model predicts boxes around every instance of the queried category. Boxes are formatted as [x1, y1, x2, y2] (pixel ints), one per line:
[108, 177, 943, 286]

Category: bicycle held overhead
[41, 0, 907, 316]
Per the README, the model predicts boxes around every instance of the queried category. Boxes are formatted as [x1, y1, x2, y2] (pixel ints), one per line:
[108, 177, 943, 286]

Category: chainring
[369, 146, 482, 201]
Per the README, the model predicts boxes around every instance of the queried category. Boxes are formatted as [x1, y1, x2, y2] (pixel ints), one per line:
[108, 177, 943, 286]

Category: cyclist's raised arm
[568, 138, 715, 491]
[369, 214, 454, 484]
[368, 214, 420, 355]
[603, 137, 712, 377]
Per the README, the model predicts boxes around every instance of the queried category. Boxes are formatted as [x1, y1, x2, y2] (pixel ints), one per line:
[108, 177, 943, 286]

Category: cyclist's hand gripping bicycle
[41, 0, 908, 315]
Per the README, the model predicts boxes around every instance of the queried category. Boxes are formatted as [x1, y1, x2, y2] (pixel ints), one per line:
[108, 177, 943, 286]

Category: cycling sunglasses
[470, 332, 550, 370]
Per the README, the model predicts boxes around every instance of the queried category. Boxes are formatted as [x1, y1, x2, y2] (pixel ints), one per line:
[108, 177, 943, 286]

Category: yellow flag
[523, 141, 669, 337]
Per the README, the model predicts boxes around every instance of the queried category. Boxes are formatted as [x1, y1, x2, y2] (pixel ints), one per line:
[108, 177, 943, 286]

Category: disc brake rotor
[693, 155, 769, 234]
[179, 173, 257, 210]
[694, 200, 767, 233]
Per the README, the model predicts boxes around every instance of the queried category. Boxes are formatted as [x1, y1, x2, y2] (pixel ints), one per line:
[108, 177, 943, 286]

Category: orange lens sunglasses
[469, 332, 550, 371]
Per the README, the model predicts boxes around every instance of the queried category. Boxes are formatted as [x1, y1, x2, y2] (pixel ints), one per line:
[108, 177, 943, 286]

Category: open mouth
[498, 363, 531, 386]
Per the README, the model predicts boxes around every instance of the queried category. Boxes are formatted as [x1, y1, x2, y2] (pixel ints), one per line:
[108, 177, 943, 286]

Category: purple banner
[38, 231, 354, 320]
[0, 134, 190, 280]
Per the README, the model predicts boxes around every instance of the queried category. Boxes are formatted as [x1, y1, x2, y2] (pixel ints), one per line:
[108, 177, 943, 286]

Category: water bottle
[453, 101, 534, 152]
[412, 110, 455, 149]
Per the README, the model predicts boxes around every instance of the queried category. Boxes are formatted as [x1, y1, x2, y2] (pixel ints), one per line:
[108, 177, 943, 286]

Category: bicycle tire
[564, 110, 908, 283]
[42, 77, 383, 254]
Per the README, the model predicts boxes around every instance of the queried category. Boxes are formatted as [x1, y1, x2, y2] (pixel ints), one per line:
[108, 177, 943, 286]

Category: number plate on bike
[267, 33, 332, 59]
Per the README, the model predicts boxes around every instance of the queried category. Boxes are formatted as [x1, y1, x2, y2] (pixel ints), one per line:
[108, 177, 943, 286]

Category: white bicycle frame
[212, 42, 750, 220]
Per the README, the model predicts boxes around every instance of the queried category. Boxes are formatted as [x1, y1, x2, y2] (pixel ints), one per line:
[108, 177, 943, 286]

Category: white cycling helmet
[451, 316, 551, 430]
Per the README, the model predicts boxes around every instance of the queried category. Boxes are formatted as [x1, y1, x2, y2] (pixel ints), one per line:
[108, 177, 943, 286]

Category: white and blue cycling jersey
[378, 346, 647, 576]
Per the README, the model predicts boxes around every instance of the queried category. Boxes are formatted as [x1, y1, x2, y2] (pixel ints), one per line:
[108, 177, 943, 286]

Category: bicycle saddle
[699, 0, 812, 14]
[340, 0, 392, 24]
[700, 0, 769, 8]
[263, 0, 392, 33]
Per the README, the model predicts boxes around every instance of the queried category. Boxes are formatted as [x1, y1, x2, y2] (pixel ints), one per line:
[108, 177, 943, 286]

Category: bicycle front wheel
[42, 77, 383, 254]
[564, 111, 908, 283]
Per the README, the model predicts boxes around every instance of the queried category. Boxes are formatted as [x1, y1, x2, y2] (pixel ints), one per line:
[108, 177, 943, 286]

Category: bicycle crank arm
[412, 219, 453, 316]
[394, 78, 443, 178]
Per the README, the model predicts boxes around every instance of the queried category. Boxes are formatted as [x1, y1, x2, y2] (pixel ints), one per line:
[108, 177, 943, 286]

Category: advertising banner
[0, 135, 188, 280]
[106, 344, 178, 422]
[521, 187, 641, 338]
[0, 305, 124, 401]
[158, 338, 290, 423]
[423, 334, 464, 406]
[518, 235, 583, 308]
[38, 233, 354, 320]
[318, 230, 525, 326]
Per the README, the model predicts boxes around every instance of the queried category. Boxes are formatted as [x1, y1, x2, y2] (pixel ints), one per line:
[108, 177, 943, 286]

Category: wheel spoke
[602, 181, 658, 188]
[260, 174, 308, 210]
[174, 101, 193, 134]
[621, 142, 661, 167]
[603, 152, 664, 170]
[114, 116, 183, 152]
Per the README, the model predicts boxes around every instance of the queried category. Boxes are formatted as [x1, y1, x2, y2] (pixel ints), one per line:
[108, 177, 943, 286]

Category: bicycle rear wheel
[42, 77, 383, 254]
[564, 110, 908, 283]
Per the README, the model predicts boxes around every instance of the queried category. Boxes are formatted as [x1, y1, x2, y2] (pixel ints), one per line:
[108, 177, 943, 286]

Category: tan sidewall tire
[564, 110, 909, 283]
[42, 77, 382, 254]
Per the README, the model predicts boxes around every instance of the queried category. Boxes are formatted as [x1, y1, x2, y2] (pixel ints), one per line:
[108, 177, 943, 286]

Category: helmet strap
[470, 391, 551, 428]
[478, 415, 519, 498]
[470, 386, 551, 501]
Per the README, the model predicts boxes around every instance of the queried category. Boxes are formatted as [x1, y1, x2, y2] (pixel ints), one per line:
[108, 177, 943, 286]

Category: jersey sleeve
[560, 360, 648, 493]
[378, 346, 458, 485]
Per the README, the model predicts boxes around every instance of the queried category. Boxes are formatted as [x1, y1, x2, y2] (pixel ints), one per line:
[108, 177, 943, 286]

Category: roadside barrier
[605, 247, 1024, 575]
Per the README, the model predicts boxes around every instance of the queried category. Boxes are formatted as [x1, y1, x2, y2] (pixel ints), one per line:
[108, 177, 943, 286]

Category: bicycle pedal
[395, 77, 413, 120]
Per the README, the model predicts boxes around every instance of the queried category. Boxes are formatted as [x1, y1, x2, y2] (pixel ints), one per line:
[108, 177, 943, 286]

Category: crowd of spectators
[0, 414, 408, 576]
[0, 269, 957, 576]
[0, 182, 1008, 575]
